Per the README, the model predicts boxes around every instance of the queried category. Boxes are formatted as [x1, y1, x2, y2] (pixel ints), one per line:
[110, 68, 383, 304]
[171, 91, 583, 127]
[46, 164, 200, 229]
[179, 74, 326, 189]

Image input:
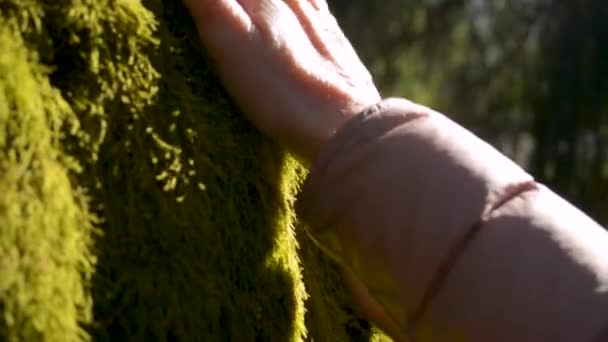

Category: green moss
[0, 0, 390, 341]
[0, 12, 95, 342]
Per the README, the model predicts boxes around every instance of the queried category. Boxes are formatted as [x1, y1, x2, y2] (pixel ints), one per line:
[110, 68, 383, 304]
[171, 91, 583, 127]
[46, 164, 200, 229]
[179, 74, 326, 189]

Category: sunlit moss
[0, 1, 389, 341]
[0, 12, 95, 342]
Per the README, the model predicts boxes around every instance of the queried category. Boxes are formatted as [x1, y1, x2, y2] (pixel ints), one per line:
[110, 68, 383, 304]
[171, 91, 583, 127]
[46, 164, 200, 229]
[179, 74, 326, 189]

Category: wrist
[286, 95, 382, 166]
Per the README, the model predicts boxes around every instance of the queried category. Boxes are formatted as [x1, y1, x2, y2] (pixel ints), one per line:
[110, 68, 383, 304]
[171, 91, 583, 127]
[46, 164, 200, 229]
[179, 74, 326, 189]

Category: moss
[0, 0, 390, 341]
[0, 11, 96, 342]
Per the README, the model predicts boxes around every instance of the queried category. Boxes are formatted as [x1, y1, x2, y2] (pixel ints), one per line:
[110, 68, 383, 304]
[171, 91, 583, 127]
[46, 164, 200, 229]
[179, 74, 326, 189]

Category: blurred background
[328, 0, 608, 225]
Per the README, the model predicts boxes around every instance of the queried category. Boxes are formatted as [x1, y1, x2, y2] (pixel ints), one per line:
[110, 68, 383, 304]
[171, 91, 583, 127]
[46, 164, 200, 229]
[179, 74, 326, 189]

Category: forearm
[297, 98, 608, 340]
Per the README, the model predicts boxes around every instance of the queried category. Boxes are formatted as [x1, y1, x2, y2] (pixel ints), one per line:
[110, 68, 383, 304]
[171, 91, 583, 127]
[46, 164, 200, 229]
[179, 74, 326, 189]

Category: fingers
[284, 0, 361, 69]
[238, 0, 282, 32]
[184, 0, 255, 73]
[237, 0, 323, 65]
[284, 0, 333, 58]
[184, 0, 253, 35]
[238, 0, 298, 43]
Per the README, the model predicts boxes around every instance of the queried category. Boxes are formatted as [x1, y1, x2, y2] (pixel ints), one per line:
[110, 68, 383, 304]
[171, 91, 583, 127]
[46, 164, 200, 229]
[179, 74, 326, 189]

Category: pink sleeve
[296, 98, 608, 341]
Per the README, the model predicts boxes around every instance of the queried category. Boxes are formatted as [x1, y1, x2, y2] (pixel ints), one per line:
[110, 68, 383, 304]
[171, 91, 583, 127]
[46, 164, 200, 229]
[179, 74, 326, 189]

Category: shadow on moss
[80, 2, 304, 340]
[0, 0, 389, 341]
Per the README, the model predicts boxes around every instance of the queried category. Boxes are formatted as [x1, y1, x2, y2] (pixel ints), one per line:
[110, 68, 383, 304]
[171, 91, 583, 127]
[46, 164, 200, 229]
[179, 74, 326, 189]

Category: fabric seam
[405, 180, 540, 340]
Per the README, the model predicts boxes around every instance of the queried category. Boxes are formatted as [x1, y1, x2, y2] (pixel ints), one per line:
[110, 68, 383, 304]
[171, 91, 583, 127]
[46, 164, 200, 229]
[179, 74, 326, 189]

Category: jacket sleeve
[296, 98, 608, 341]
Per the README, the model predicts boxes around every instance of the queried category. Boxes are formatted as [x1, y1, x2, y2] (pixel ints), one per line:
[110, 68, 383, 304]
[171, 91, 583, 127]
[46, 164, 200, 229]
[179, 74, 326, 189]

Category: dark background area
[328, 0, 608, 225]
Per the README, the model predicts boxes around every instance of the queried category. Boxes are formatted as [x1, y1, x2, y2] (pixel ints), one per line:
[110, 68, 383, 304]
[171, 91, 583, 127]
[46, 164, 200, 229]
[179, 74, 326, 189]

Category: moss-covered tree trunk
[0, 1, 389, 341]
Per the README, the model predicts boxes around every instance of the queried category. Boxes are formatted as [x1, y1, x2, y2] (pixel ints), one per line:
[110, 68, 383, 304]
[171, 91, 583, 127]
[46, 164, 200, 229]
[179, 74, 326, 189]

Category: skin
[184, 0, 400, 338]
[184, 0, 381, 166]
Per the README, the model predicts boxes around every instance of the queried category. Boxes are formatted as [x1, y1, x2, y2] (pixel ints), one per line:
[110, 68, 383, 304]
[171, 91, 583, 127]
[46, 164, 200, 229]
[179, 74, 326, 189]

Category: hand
[185, 0, 381, 164]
